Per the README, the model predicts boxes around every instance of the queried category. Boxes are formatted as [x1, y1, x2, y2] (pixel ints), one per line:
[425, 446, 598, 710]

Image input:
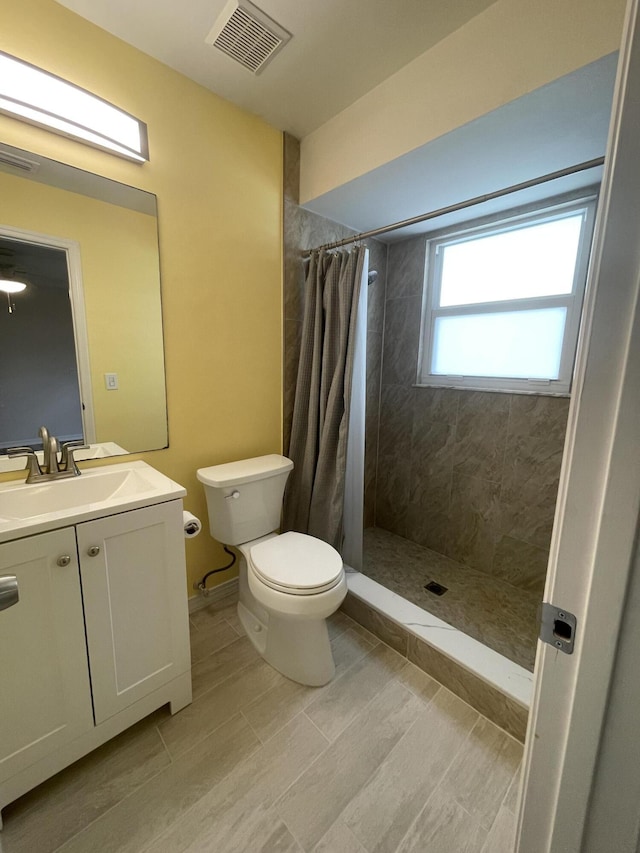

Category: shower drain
[424, 580, 448, 596]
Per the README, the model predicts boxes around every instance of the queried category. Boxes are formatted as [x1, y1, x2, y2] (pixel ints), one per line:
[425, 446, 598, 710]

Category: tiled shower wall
[283, 138, 569, 595]
[283, 134, 387, 527]
[377, 235, 570, 596]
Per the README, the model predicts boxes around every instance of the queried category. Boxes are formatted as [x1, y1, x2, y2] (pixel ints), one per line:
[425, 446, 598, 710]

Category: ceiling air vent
[206, 0, 292, 74]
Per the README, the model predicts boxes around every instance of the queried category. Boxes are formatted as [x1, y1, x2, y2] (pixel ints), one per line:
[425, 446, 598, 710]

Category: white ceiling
[54, 0, 496, 138]
[53, 1, 616, 241]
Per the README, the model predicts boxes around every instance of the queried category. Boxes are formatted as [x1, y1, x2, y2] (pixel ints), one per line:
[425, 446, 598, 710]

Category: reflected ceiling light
[0, 251, 29, 314]
[0, 276, 27, 314]
[0, 51, 148, 163]
[0, 279, 27, 294]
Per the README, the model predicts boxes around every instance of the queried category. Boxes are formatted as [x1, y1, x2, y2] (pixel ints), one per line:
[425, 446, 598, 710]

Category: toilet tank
[196, 455, 294, 545]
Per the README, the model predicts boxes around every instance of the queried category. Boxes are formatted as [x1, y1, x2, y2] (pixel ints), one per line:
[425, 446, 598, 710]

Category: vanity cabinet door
[0, 529, 94, 784]
[77, 500, 191, 724]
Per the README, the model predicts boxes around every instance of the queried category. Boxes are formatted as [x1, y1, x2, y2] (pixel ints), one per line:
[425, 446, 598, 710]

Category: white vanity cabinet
[0, 482, 192, 823]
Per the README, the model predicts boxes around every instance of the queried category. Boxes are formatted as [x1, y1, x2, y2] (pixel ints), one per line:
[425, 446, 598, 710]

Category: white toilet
[196, 454, 347, 686]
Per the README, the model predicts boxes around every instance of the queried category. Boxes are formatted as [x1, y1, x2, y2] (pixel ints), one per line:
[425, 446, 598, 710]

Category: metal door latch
[539, 603, 577, 654]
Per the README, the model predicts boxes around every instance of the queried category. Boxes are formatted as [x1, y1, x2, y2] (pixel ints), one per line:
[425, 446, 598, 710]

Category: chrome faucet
[8, 426, 88, 483]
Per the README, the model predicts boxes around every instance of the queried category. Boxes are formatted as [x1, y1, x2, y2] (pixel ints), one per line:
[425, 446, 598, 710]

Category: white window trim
[416, 197, 598, 395]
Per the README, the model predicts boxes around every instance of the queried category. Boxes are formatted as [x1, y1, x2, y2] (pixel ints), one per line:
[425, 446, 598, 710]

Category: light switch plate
[104, 373, 119, 390]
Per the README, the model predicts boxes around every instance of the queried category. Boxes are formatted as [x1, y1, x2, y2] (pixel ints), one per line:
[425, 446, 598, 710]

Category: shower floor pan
[344, 527, 534, 717]
[362, 527, 539, 671]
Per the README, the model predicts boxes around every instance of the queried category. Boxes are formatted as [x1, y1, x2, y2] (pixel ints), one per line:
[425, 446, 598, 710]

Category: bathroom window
[418, 197, 597, 394]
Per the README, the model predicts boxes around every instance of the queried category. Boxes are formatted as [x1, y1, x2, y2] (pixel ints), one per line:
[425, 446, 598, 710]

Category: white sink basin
[0, 462, 186, 542]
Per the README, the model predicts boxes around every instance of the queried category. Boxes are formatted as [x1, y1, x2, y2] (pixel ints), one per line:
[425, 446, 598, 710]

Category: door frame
[0, 223, 97, 444]
[517, 0, 640, 848]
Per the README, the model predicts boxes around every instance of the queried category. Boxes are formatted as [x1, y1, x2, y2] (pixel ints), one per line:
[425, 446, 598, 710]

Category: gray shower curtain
[283, 246, 366, 551]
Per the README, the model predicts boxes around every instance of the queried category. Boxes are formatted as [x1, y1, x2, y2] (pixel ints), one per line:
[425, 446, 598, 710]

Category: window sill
[413, 383, 571, 398]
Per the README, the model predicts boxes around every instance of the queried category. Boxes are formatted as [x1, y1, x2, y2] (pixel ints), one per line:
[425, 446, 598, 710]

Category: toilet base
[238, 600, 336, 687]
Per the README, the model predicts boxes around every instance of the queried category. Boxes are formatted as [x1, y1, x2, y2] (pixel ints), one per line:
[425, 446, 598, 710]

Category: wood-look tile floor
[1, 599, 522, 853]
[363, 527, 539, 671]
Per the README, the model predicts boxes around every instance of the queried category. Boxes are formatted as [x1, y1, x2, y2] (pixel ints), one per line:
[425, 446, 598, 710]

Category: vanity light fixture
[0, 51, 149, 163]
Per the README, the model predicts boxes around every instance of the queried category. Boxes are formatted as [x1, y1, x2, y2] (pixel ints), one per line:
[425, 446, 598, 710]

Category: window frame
[417, 196, 598, 395]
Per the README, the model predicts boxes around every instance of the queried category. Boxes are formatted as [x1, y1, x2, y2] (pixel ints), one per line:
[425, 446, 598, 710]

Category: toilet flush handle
[225, 490, 240, 500]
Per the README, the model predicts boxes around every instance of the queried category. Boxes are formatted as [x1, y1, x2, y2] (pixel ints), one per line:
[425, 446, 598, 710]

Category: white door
[517, 1, 640, 849]
[77, 500, 191, 724]
[0, 529, 94, 785]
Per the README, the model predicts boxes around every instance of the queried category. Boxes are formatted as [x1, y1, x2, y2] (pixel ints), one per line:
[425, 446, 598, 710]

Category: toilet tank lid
[197, 454, 293, 487]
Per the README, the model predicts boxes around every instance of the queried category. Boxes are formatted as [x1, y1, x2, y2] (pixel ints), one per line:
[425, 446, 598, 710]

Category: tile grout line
[241, 636, 377, 745]
[189, 624, 245, 667]
[300, 710, 332, 746]
[155, 723, 174, 764]
[163, 670, 293, 762]
[239, 708, 271, 746]
[447, 715, 519, 832]
[276, 811, 307, 853]
[187, 648, 261, 707]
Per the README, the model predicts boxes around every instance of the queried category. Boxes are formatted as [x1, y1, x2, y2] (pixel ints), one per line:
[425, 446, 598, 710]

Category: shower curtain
[283, 246, 368, 566]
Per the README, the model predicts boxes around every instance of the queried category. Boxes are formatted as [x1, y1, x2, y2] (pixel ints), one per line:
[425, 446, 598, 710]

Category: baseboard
[188, 577, 239, 614]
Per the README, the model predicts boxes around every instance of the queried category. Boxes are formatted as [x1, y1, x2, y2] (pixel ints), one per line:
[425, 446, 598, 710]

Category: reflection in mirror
[0, 143, 168, 471]
[0, 236, 83, 448]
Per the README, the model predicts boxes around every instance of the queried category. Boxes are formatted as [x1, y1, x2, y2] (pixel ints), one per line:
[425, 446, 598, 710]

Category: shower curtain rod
[303, 156, 605, 254]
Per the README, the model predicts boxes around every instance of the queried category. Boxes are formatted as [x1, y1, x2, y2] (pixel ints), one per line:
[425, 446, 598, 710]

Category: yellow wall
[301, 0, 626, 202]
[0, 0, 283, 594]
[0, 171, 167, 453]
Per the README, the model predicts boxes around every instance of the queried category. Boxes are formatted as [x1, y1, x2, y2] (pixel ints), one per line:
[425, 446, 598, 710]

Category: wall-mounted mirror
[0, 143, 168, 471]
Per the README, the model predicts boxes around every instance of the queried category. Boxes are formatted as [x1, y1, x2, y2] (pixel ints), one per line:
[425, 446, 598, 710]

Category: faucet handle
[7, 447, 42, 482]
[60, 441, 89, 476]
[7, 445, 35, 458]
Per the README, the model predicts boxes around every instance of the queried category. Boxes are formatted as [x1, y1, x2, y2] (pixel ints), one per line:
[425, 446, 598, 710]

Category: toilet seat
[249, 531, 343, 596]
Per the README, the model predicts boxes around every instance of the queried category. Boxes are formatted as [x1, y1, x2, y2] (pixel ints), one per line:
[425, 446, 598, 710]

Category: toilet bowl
[197, 455, 347, 686]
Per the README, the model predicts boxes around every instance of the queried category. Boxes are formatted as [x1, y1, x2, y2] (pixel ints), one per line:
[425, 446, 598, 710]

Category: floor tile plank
[150, 714, 327, 852]
[57, 714, 260, 853]
[188, 616, 239, 664]
[396, 787, 487, 853]
[394, 661, 441, 705]
[327, 610, 356, 640]
[313, 820, 367, 852]
[158, 658, 285, 758]
[276, 680, 424, 850]
[440, 717, 522, 830]
[190, 635, 259, 700]
[342, 689, 478, 853]
[305, 644, 406, 741]
[503, 763, 522, 815]
[481, 805, 517, 852]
